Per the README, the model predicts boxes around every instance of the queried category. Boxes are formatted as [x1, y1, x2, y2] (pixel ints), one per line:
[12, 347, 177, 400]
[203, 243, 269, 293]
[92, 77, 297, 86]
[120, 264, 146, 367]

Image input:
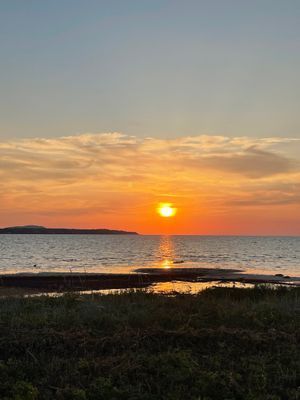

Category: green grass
[0, 286, 299, 400]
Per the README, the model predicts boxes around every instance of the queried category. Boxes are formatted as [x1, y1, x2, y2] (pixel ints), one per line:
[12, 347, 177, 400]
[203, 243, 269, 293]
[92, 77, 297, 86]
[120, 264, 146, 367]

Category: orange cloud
[0, 133, 299, 234]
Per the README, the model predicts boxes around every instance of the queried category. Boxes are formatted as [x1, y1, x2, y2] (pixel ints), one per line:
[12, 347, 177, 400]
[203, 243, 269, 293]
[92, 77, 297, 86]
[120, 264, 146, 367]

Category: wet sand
[0, 267, 299, 296]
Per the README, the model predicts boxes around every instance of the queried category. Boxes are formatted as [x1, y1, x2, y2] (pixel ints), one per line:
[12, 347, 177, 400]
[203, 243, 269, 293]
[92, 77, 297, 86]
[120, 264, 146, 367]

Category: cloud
[0, 132, 299, 226]
[0, 132, 298, 178]
[195, 146, 293, 178]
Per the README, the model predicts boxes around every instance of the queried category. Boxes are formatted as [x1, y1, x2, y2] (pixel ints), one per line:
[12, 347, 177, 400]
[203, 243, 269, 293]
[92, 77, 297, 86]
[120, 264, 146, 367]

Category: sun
[157, 203, 177, 218]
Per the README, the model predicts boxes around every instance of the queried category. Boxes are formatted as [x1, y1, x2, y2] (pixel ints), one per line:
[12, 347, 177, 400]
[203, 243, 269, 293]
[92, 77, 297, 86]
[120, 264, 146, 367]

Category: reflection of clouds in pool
[152, 281, 254, 294]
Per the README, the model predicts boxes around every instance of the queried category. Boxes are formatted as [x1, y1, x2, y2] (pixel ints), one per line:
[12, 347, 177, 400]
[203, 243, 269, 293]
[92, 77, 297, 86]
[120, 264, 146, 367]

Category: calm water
[0, 235, 299, 276]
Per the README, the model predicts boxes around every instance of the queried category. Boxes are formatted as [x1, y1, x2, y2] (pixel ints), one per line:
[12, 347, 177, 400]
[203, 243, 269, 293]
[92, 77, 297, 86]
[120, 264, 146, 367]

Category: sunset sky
[1, 1, 300, 234]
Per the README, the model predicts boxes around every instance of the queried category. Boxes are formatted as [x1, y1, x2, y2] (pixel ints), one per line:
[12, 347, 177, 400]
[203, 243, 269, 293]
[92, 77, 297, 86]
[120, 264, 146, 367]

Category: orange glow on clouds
[0, 132, 300, 235]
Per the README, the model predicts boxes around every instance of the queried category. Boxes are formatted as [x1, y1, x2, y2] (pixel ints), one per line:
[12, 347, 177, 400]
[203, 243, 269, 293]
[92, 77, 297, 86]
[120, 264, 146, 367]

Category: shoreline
[1, 267, 299, 296]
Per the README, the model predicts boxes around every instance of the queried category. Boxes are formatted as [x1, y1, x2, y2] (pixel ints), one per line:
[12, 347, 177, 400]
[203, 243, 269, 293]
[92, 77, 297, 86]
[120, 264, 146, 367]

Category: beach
[1, 267, 300, 297]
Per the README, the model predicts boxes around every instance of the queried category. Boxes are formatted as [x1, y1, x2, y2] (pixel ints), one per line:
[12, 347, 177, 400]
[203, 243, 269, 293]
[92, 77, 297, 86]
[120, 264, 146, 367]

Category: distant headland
[0, 225, 138, 235]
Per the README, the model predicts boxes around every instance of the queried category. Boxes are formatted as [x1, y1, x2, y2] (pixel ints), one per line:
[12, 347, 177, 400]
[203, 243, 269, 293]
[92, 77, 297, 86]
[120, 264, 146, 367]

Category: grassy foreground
[0, 287, 299, 400]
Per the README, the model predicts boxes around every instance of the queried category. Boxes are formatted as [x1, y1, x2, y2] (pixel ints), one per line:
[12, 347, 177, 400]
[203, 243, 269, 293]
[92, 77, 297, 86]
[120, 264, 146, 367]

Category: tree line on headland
[0, 225, 138, 235]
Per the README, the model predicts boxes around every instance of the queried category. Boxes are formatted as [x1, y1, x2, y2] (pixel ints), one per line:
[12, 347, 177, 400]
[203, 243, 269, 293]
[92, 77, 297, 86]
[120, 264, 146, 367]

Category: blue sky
[1, 0, 300, 140]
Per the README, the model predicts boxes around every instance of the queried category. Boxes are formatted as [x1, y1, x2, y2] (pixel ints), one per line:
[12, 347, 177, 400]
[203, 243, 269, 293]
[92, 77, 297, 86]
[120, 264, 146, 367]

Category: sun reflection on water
[161, 259, 173, 269]
[157, 236, 175, 269]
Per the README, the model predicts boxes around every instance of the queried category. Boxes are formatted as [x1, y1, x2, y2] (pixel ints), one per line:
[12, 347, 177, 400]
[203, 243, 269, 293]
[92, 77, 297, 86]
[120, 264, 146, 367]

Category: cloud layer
[1, 133, 299, 233]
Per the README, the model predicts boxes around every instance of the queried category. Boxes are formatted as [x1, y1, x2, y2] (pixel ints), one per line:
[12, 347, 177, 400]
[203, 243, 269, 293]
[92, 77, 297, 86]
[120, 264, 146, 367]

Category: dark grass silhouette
[0, 286, 299, 399]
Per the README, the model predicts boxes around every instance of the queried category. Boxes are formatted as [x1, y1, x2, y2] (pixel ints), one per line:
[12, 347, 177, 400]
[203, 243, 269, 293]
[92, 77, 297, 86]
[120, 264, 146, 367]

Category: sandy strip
[0, 267, 299, 296]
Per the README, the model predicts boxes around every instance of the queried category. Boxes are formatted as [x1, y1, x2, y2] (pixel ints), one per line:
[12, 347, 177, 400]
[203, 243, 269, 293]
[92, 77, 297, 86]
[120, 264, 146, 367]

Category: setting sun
[157, 203, 177, 218]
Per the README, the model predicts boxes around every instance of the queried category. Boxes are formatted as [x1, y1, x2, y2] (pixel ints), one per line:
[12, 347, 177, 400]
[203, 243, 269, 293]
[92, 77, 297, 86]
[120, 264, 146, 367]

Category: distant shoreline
[0, 226, 138, 235]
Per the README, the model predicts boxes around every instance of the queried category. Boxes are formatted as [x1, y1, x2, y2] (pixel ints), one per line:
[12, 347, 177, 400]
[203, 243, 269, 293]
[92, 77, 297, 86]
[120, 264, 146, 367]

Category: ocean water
[0, 235, 299, 276]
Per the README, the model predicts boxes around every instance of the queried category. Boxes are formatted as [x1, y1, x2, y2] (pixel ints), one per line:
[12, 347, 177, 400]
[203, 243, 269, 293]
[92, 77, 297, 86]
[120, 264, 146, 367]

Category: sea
[0, 235, 299, 277]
